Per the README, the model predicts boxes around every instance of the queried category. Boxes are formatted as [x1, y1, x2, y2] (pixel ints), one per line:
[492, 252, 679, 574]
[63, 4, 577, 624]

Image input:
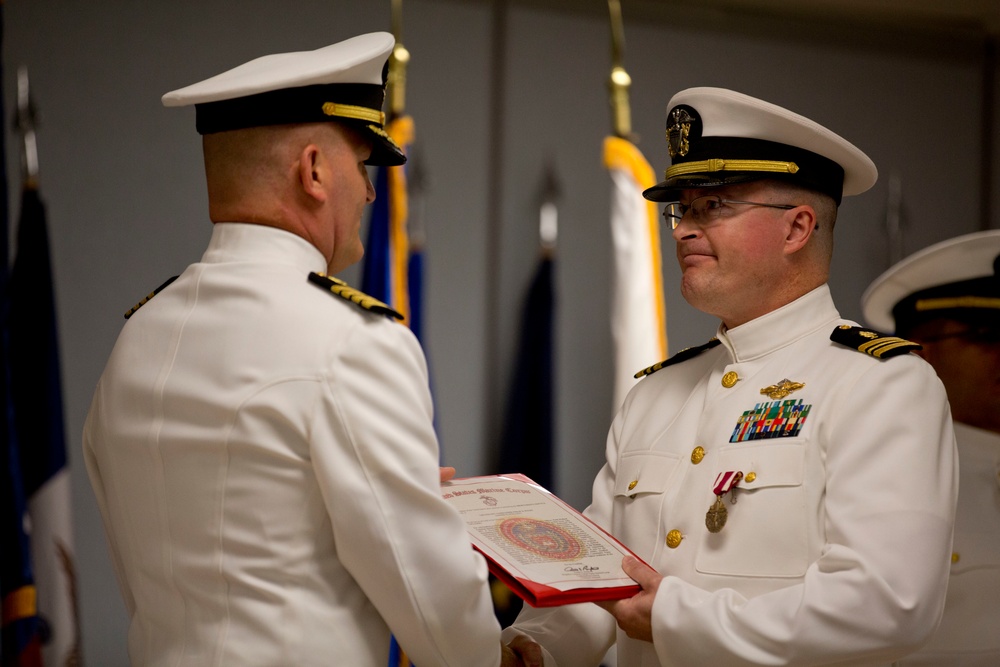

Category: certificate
[442, 473, 642, 607]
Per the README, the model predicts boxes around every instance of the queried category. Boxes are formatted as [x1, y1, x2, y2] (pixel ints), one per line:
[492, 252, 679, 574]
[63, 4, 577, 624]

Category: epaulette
[634, 338, 721, 379]
[308, 272, 403, 320]
[124, 276, 178, 319]
[829, 325, 921, 359]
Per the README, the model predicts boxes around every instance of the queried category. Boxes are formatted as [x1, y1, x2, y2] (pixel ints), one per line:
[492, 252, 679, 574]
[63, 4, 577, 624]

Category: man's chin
[330, 243, 365, 274]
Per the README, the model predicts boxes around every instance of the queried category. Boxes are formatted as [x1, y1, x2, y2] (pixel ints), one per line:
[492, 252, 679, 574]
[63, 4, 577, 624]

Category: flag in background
[497, 258, 555, 492]
[493, 251, 556, 628]
[0, 407, 42, 667]
[604, 136, 667, 413]
[9, 180, 80, 667]
[492, 164, 559, 626]
[362, 115, 414, 324]
[406, 243, 425, 344]
[405, 150, 428, 348]
[1, 5, 45, 663]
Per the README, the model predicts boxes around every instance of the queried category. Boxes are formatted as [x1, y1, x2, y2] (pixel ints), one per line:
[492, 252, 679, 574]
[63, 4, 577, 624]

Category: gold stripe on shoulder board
[307, 272, 403, 320]
[634, 338, 722, 378]
[829, 325, 921, 359]
[124, 276, 178, 319]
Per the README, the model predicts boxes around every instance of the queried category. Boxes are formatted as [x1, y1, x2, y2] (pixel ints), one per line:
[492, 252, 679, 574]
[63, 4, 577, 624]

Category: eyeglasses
[663, 195, 797, 229]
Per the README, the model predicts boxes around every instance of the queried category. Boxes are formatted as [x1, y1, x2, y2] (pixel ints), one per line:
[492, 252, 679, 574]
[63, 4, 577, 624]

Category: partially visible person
[83, 32, 539, 667]
[862, 229, 1000, 666]
[502, 87, 958, 666]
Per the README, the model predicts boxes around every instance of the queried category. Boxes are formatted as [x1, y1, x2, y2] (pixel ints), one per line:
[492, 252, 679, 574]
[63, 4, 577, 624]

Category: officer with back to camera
[83, 32, 541, 667]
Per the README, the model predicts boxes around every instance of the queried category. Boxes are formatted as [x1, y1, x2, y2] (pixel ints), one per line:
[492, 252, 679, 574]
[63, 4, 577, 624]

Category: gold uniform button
[951, 552, 960, 564]
[744, 471, 756, 483]
[690, 446, 705, 464]
[666, 530, 683, 549]
[721, 371, 739, 388]
[627, 480, 638, 491]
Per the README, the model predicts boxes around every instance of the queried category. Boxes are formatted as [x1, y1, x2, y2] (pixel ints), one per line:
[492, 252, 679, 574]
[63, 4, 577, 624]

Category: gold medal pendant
[706, 470, 742, 534]
[705, 495, 728, 533]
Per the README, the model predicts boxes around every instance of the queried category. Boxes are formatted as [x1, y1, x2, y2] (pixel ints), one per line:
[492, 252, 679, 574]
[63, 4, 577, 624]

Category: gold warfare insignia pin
[666, 106, 697, 158]
[760, 378, 805, 400]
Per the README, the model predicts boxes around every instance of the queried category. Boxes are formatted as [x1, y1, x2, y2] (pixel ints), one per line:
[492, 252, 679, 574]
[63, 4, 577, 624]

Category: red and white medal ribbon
[713, 470, 743, 497]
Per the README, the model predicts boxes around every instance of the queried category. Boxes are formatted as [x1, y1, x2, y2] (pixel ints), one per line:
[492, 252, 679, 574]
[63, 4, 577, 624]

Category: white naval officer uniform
[898, 422, 1000, 666]
[860, 228, 1000, 665]
[505, 285, 958, 666]
[84, 223, 503, 666]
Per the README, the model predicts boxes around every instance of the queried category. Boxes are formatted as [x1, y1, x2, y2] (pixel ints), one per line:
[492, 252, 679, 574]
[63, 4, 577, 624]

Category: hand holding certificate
[442, 473, 643, 607]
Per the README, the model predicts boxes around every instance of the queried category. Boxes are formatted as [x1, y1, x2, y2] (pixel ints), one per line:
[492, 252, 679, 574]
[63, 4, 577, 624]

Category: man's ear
[784, 206, 816, 255]
[298, 144, 327, 203]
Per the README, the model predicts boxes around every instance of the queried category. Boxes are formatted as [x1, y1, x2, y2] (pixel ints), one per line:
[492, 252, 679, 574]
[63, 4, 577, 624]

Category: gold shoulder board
[829, 325, 921, 359]
[634, 338, 722, 379]
[124, 276, 178, 319]
[308, 272, 404, 320]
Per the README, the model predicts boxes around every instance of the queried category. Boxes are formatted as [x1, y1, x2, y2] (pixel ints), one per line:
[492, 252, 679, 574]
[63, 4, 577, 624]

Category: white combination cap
[643, 87, 877, 204]
[162, 32, 404, 166]
[861, 229, 1000, 332]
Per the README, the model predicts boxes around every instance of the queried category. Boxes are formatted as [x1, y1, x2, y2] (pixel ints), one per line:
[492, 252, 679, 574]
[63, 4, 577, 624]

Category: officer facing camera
[502, 87, 958, 666]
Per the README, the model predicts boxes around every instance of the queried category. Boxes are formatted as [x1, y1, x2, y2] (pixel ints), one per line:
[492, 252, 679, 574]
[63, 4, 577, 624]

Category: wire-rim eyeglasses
[663, 195, 797, 229]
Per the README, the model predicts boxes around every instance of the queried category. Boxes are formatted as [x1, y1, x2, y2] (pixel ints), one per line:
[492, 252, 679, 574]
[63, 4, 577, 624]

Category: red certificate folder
[442, 473, 643, 607]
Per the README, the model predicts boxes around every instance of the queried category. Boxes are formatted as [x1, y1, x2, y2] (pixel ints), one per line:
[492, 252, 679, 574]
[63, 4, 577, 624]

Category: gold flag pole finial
[388, 0, 410, 120]
[16, 66, 39, 187]
[538, 160, 560, 256]
[607, 0, 632, 140]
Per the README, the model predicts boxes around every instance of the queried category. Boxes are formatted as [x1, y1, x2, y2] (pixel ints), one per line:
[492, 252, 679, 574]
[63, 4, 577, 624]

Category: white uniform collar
[717, 284, 842, 362]
[201, 222, 329, 274]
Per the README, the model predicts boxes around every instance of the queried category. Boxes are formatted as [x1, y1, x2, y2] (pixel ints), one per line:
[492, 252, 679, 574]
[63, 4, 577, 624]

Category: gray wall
[5, 1, 998, 664]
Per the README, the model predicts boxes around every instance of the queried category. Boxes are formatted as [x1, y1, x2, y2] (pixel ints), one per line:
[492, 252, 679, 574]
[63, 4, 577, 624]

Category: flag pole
[885, 170, 904, 267]
[388, 0, 409, 121]
[607, 0, 632, 140]
[539, 161, 559, 256]
[604, 1, 668, 414]
[362, 0, 413, 324]
[16, 66, 39, 187]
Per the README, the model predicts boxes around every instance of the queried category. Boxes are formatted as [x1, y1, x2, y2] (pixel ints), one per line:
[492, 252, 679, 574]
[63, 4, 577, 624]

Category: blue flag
[10, 186, 68, 502]
[407, 244, 425, 345]
[362, 163, 392, 303]
[0, 5, 45, 664]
